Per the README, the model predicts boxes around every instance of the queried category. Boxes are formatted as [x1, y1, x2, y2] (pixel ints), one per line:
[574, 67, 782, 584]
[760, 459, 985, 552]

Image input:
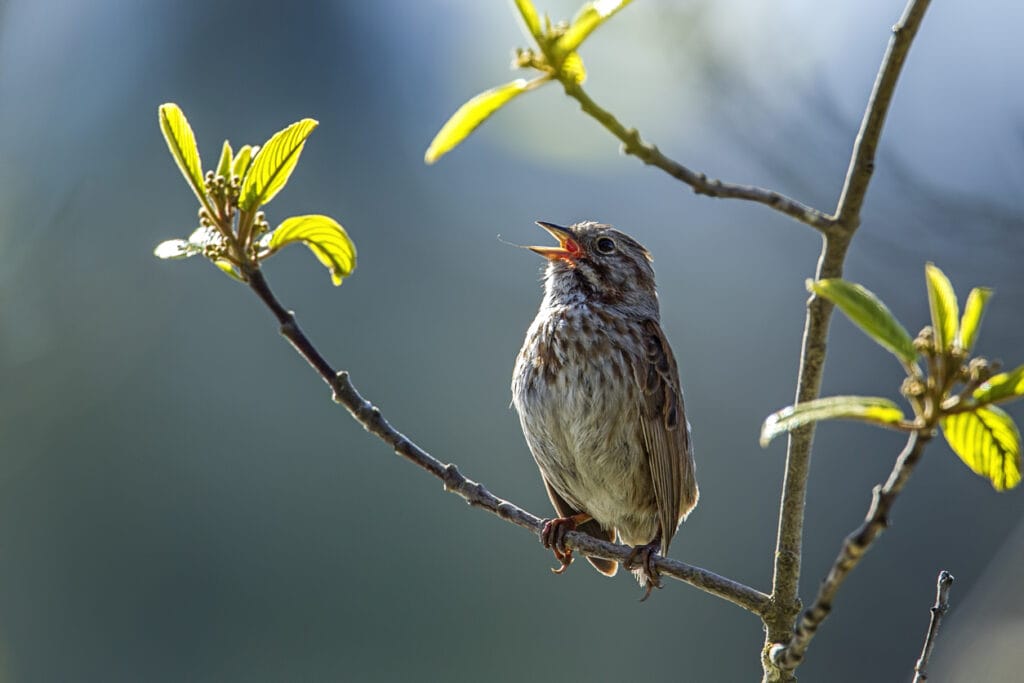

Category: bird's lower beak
[528, 221, 581, 261]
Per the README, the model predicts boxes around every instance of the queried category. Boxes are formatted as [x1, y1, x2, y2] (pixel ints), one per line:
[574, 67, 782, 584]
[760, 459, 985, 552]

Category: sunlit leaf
[760, 396, 906, 447]
[941, 406, 1022, 491]
[424, 79, 535, 164]
[264, 215, 356, 286]
[154, 239, 195, 260]
[957, 287, 992, 352]
[974, 365, 1024, 406]
[561, 52, 587, 84]
[238, 119, 318, 210]
[925, 263, 959, 352]
[513, 0, 543, 42]
[216, 140, 233, 179]
[808, 278, 917, 363]
[214, 259, 244, 282]
[158, 103, 207, 203]
[554, 0, 633, 57]
[232, 144, 256, 180]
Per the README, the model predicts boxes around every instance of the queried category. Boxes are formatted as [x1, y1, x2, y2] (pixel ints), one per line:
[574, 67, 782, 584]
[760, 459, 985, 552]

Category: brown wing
[634, 320, 698, 555]
[542, 478, 618, 576]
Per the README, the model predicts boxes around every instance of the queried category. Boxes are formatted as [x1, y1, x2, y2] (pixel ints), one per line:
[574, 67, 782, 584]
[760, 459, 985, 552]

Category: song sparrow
[511, 221, 698, 596]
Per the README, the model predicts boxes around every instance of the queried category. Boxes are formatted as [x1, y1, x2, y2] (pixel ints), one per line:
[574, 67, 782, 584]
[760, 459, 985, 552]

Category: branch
[770, 431, 932, 669]
[762, 2, 932, 678]
[913, 570, 954, 683]
[243, 267, 770, 615]
[559, 81, 835, 234]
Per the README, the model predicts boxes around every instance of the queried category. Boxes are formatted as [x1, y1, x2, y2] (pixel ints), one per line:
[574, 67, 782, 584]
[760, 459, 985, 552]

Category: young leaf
[925, 263, 959, 352]
[263, 215, 356, 286]
[238, 119, 318, 211]
[554, 0, 634, 57]
[941, 406, 1022, 491]
[158, 103, 207, 203]
[425, 79, 535, 164]
[513, 0, 544, 42]
[760, 396, 906, 447]
[973, 365, 1024, 405]
[154, 239, 196, 260]
[808, 279, 917, 363]
[957, 287, 992, 352]
[561, 52, 587, 84]
[232, 144, 256, 180]
[216, 140, 233, 179]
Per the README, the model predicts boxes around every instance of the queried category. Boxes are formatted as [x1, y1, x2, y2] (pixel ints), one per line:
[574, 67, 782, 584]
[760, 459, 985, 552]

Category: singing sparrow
[511, 221, 698, 595]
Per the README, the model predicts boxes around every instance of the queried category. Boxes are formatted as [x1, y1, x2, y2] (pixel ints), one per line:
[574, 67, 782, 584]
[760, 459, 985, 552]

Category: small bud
[913, 326, 935, 354]
[968, 357, 992, 384]
[901, 377, 926, 399]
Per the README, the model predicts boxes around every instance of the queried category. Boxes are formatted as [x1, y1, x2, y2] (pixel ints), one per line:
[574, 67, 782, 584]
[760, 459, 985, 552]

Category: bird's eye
[595, 237, 616, 254]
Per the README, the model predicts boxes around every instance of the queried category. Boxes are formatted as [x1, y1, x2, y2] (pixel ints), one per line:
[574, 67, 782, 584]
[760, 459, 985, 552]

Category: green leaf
[232, 144, 257, 180]
[216, 140, 233, 179]
[264, 215, 356, 286]
[973, 365, 1024, 405]
[941, 406, 1022, 491]
[561, 52, 587, 84]
[513, 0, 543, 41]
[214, 260, 244, 282]
[925, 263, 959, 352]
[424, 79, 535, 164]
[957, 287, 992, 352]
[238, 119, 318, 211]
[760, 396, 906, 447]
[158, 103, 207, 203]
[554, 0, 633, 57]
[808, 278, 918, 363]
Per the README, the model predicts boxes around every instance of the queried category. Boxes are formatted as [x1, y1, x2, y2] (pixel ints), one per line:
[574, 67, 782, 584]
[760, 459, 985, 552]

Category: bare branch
[244, 267, 770, 615]
[770, 431, 933, 669]
[913, 570, 954, 683]
[762, 2, 932, 679]
[559, 81, 835, 234]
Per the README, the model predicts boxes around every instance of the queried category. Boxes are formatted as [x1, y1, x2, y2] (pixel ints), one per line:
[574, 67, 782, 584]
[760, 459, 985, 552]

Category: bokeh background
[1, 0, 1022, 680]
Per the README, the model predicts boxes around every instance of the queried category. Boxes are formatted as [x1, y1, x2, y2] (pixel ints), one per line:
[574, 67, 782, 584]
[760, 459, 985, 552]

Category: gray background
[1, 0, 1022, 680]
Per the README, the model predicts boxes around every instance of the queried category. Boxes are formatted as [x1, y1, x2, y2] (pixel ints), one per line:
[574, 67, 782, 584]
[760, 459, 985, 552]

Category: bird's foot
[540, 513, 591, 574]
[625, 540, 663, 601]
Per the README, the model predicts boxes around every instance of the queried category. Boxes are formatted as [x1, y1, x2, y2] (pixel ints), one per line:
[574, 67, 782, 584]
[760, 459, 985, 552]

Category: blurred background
[1, 0, 1022, 680]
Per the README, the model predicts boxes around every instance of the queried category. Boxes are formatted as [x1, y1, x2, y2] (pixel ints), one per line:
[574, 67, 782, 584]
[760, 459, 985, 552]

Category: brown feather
[543, 479, 618, 576]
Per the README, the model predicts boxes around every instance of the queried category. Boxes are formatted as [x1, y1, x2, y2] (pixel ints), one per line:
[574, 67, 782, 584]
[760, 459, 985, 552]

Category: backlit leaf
[808, 278, 917, 363]
[760, 396, 906, 447]
[264, 215, 356, 286]
[561, 52, 587, 84]
[941, 406, 1021, 491]
[513, 0, 543, 41]
[232, 144, 256, 180]
[425, 79, 534, 164]
[158, 103, 207, 203]
[973, 365, 1024, 406]
[216, 140, 233, 179]
[554, 0, 633, 57]
[239, 119, 318, 210]
[925, 263, 959, 352]
[957, 287, 992, 352]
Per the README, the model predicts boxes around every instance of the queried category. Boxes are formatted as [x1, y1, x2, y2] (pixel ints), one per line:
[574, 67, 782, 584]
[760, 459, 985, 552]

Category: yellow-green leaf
[232, 144, 256, 180]
[760, 396, 906, 448]
[809, 278, 918, 363]
[214, 259, 244, 282]
[941, 406, 1021, 491]
[239, 119, 318, 211]
[925, 263, 959, 352]
[216, 140, 233, 179]
[957, 287, 992, 352]
[158, 103, 207, 203]
[554, 0, 633, 57]
[265, 215, 356, 286]
[513, 0, 543, 42]
[561, 51, 587, 84]
[974, 365, 1024, 406]
[424, 79, 534, 165]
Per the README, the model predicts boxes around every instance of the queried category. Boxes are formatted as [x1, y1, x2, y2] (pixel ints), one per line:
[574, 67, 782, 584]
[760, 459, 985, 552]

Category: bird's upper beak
[527, 221, 582, 261]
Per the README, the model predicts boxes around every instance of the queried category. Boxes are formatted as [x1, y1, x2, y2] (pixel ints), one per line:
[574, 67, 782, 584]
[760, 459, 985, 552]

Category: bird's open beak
[528, 221, 581, 261]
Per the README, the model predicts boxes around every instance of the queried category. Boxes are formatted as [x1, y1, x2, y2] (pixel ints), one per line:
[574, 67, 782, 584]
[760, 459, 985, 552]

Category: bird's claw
[625, 541, 663, 601]
[541, 516, 581, 574]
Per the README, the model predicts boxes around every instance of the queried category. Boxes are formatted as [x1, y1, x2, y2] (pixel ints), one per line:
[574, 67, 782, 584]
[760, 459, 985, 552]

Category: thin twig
[913, 570, 954, 683]
[243, 267, 770, 615]
[762, 2, 932, 679]
[559, 81, 835, 234]
[770, 431, 932, 669]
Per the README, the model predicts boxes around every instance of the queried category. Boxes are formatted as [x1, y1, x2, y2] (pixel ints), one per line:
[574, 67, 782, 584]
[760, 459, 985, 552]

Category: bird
[511, 220, 698, 597]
